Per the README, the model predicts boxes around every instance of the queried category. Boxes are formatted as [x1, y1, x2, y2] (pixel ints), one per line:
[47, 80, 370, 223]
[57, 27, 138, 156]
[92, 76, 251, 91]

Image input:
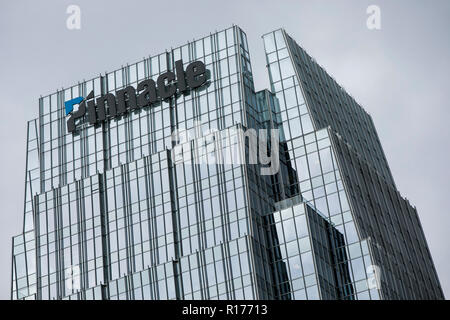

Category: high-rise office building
[11, 26, 444, 300]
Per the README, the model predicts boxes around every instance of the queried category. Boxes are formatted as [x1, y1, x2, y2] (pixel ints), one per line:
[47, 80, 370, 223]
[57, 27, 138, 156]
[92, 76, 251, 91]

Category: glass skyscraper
[11, 26, 444, 300]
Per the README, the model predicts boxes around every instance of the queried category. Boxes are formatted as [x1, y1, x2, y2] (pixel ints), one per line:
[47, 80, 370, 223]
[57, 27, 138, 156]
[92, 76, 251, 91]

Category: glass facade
[11, 26, 443, 300]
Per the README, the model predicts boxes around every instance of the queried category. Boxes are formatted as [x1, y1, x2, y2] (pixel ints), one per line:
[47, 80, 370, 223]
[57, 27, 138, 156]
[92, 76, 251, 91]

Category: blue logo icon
[64, 96, 83, 115]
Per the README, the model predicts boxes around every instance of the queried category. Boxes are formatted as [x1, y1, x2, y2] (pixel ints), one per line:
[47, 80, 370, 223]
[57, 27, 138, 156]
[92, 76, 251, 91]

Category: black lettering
[186, 61, 206, 89]
[67, 91, 93, 133]
[95, 93, 115, 121]
[87, 98, 97, 125]
[67, 61, 209, 133]
[175, 60, 187, 93]
[116, 86, 137, 114]
[157, 72, 176, 100]
[137, 79, 157, 107]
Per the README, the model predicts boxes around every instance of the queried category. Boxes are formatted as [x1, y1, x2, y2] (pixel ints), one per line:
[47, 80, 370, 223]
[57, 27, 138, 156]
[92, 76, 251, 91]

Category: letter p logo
[65, 96, 83, 115]
[66, 91, 94, 133]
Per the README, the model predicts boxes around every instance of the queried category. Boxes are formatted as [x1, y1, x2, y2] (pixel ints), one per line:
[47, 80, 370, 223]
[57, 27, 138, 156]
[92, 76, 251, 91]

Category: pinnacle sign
[65, 60, 207, 133]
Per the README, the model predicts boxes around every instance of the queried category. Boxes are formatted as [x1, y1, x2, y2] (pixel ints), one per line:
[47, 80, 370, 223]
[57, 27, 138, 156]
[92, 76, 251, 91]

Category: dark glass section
[330, 131, 444, 299]
[262, 28, 443, 300]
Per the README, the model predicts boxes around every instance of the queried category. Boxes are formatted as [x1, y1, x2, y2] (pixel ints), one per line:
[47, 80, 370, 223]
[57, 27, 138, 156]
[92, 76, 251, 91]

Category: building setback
[11, 26, 444, 300]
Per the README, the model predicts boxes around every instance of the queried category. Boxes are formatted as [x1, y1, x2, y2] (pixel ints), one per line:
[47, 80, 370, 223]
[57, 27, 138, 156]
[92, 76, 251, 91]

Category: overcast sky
[0, 0, 448, 299]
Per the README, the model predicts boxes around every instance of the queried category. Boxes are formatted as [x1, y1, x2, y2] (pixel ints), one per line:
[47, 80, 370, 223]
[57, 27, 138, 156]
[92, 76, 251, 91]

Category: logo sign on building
[65, 60, 208, 133]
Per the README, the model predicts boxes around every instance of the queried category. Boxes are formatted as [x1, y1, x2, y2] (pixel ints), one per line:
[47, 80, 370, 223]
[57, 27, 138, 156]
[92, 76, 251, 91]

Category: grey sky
[0, 0, 448, 299]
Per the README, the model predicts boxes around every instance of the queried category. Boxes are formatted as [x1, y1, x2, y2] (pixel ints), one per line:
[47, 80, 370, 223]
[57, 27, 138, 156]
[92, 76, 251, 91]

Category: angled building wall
[262, 28, 443, 299]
